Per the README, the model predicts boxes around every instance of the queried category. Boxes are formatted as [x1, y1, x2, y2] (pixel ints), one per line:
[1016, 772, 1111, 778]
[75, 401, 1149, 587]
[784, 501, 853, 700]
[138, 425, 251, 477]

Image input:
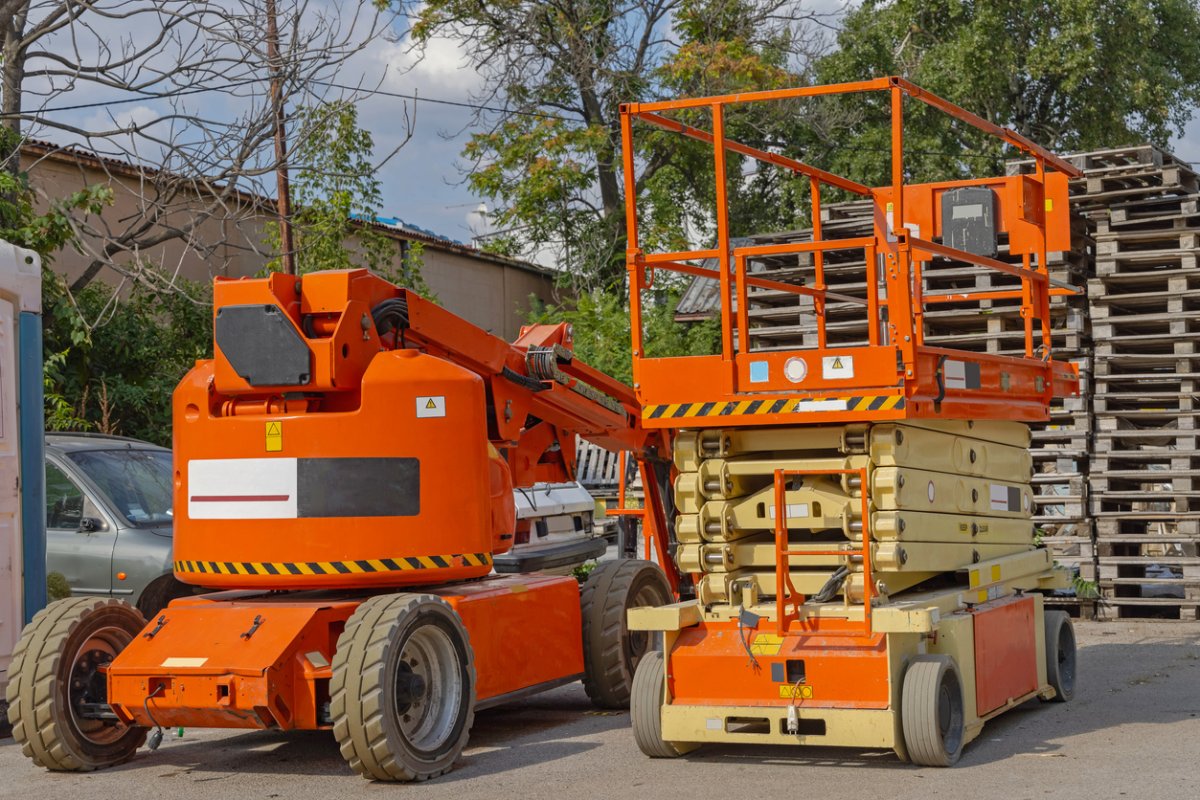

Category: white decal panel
[188, 458, 298, 520]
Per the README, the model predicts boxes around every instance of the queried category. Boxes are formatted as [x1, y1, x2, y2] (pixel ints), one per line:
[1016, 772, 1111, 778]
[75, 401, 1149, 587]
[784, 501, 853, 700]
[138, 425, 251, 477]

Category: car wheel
[136, 575, 193, 618]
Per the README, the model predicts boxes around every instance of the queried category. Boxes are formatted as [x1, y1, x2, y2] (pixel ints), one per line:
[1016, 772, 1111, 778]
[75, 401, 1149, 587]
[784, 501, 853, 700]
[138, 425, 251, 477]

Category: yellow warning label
[779, 684, 814, 700]
[265, 421, 282, 452]
[991, 564, 1002, 582]
[750, 633, 784, 656]
[1044, 198, 1054, 212]
[415, 395, 447, 418]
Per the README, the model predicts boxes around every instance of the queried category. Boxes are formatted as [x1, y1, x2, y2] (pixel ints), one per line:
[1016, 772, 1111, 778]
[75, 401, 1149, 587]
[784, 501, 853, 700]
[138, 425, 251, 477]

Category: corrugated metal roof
[22, 138, 557, 280]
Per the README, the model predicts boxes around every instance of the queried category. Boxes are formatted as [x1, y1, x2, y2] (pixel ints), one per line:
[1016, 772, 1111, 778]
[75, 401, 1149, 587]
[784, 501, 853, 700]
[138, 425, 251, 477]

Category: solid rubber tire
[901, 655, 965, 767]
[580, 559, 673, 709]
[5, 597, 147, 771]
[631, 651, 692, 758]
[1043, 610, 1077, 702]
[330, 593, 476, 781]
[135, 575, 193, 619]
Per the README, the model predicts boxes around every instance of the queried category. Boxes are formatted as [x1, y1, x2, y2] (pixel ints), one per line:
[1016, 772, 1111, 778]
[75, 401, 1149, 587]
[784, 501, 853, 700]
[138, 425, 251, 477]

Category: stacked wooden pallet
[1080, 146, 1200, 620]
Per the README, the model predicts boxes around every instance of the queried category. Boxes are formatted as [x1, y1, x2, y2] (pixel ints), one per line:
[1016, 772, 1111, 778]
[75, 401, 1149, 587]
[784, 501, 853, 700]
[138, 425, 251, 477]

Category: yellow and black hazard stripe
[173, 552, 492, 577]
[643, 395, 905, 420]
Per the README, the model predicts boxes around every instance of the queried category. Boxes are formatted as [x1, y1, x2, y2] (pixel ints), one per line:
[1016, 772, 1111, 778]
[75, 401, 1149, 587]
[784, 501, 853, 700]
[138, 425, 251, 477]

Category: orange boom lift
[621, 78, 1082, 765]
[6, 270, 675, 780]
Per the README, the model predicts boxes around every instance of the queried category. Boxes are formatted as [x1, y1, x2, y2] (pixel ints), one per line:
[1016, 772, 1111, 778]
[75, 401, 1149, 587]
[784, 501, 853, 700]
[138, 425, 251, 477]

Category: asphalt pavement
[2, 620, 1197, 800]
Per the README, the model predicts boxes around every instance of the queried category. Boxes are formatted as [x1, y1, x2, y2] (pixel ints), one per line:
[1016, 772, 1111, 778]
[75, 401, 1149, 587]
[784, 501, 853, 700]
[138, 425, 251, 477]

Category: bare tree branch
[1, 0, 401, 294]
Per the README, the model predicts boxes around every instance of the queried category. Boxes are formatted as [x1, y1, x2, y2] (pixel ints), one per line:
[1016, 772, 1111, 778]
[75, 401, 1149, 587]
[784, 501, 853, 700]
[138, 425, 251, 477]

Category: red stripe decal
[190, 495, 290, 503]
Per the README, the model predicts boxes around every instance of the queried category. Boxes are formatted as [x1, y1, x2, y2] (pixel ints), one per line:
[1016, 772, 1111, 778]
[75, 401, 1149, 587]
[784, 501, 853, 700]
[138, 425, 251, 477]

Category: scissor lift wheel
[331, 594, 476, 781]
[1042, 611, 1077, 702]
[580, 559, 673, 708]
[5, 597, 147, 771]
[631, 650, 696, 758]
[901, 655, 966, 767]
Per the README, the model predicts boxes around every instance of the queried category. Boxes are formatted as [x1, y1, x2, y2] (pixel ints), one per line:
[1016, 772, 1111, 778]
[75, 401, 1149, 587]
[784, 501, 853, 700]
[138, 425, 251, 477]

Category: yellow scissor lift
[618, 79, 1082, 765]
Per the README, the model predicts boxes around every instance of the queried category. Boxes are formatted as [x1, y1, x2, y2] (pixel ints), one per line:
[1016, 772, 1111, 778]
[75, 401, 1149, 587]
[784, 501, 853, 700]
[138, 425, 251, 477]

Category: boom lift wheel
[331, 594, 476, 781]
[580, 559, 673, 708]
[631, 650, 696, 758]
[901, 655, 965, 767]
[5, 597, 147, 771]
[1042, 610, 1077, 702]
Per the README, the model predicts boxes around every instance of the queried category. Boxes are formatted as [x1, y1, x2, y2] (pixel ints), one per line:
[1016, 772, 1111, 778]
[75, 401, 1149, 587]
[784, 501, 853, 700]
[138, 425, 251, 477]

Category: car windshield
[66, 448, 174, 528]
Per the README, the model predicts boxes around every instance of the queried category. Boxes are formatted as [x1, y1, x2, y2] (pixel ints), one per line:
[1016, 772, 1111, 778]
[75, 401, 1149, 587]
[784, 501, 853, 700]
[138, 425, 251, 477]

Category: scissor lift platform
[621, 77, 1081, 766]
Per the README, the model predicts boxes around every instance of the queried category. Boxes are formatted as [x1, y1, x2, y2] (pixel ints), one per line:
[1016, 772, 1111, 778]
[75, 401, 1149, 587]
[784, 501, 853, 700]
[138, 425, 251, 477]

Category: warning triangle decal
[426, 399, 437, 409]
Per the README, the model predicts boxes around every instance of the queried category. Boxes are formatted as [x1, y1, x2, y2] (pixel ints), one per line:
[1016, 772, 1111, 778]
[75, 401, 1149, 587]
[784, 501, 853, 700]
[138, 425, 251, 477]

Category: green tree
[527, 288, 720, 385]
[409, 0, 829, 290]
[813, 0, 1200, 184]
[41, 278, 211, 445]
[0, 126, 126, 434]
[0, 130, 112, 258]
[266, 101, 432, 296]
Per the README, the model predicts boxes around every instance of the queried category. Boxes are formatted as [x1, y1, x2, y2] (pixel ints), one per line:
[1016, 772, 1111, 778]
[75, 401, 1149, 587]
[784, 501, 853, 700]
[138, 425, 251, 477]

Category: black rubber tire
[631, 651, 692, 758]
[136, 575, 193, 619]
[5, 597, 147, 771]
[331, 594, 476, 781]
[1043, 610, 1077, 702]
[580, 559, 673, 709]
[901, 655, 965, 767]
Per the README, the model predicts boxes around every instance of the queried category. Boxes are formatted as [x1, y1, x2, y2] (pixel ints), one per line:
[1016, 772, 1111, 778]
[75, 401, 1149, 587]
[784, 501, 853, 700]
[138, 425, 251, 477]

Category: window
[67, 449, 173, 528]
[46, 463, 85, 530]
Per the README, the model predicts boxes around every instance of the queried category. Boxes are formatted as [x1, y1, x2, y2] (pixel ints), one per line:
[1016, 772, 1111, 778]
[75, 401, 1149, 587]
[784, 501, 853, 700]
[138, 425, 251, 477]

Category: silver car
[45, 432, 190, 617]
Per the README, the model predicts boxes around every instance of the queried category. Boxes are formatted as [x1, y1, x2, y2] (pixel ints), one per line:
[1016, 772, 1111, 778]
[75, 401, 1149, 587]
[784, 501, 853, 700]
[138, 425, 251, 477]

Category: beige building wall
[22, 144, 556, 341]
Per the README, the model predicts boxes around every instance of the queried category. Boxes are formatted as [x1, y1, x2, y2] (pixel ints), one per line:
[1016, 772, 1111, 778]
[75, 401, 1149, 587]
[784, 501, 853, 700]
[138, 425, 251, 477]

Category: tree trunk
[0, 2, 28, 181]
[580, 87, 626, 290]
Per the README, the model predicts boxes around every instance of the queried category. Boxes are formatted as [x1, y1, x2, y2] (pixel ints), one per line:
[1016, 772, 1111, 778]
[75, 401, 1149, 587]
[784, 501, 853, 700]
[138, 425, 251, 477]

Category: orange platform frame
[621, 76, 1082, 427]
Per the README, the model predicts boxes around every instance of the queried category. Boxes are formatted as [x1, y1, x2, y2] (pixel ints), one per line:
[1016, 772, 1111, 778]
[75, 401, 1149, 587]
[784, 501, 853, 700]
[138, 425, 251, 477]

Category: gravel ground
[2, 620, 1198, 800]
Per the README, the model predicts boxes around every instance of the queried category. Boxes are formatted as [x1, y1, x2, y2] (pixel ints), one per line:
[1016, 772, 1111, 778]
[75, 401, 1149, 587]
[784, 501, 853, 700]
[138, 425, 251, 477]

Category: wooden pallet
[1094, 514, 1200, 537]
[1044, 596, 1097, 619]
[1091, 266, 1200, 296]
[1007, 143, 1190, 176]
[575, 440, 626, 490]
[1096, 228, 1200, 259]
[1100, 194, 1200, 233]
[1095, 596, 1200, 620]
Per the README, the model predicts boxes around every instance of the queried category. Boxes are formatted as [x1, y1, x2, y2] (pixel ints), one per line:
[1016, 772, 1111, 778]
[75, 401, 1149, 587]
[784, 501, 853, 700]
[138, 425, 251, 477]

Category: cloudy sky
[27, 2, 1200, 249]
[341, 9, 1200, 244]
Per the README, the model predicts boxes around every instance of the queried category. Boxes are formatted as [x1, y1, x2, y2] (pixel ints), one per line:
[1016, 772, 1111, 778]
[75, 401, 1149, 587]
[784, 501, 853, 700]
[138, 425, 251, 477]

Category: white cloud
[369, 25, 482, 100]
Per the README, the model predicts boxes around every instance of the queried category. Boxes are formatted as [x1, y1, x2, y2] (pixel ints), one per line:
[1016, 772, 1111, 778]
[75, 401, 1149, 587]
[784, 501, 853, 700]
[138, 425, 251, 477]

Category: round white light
[783, 357, 808, 383]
